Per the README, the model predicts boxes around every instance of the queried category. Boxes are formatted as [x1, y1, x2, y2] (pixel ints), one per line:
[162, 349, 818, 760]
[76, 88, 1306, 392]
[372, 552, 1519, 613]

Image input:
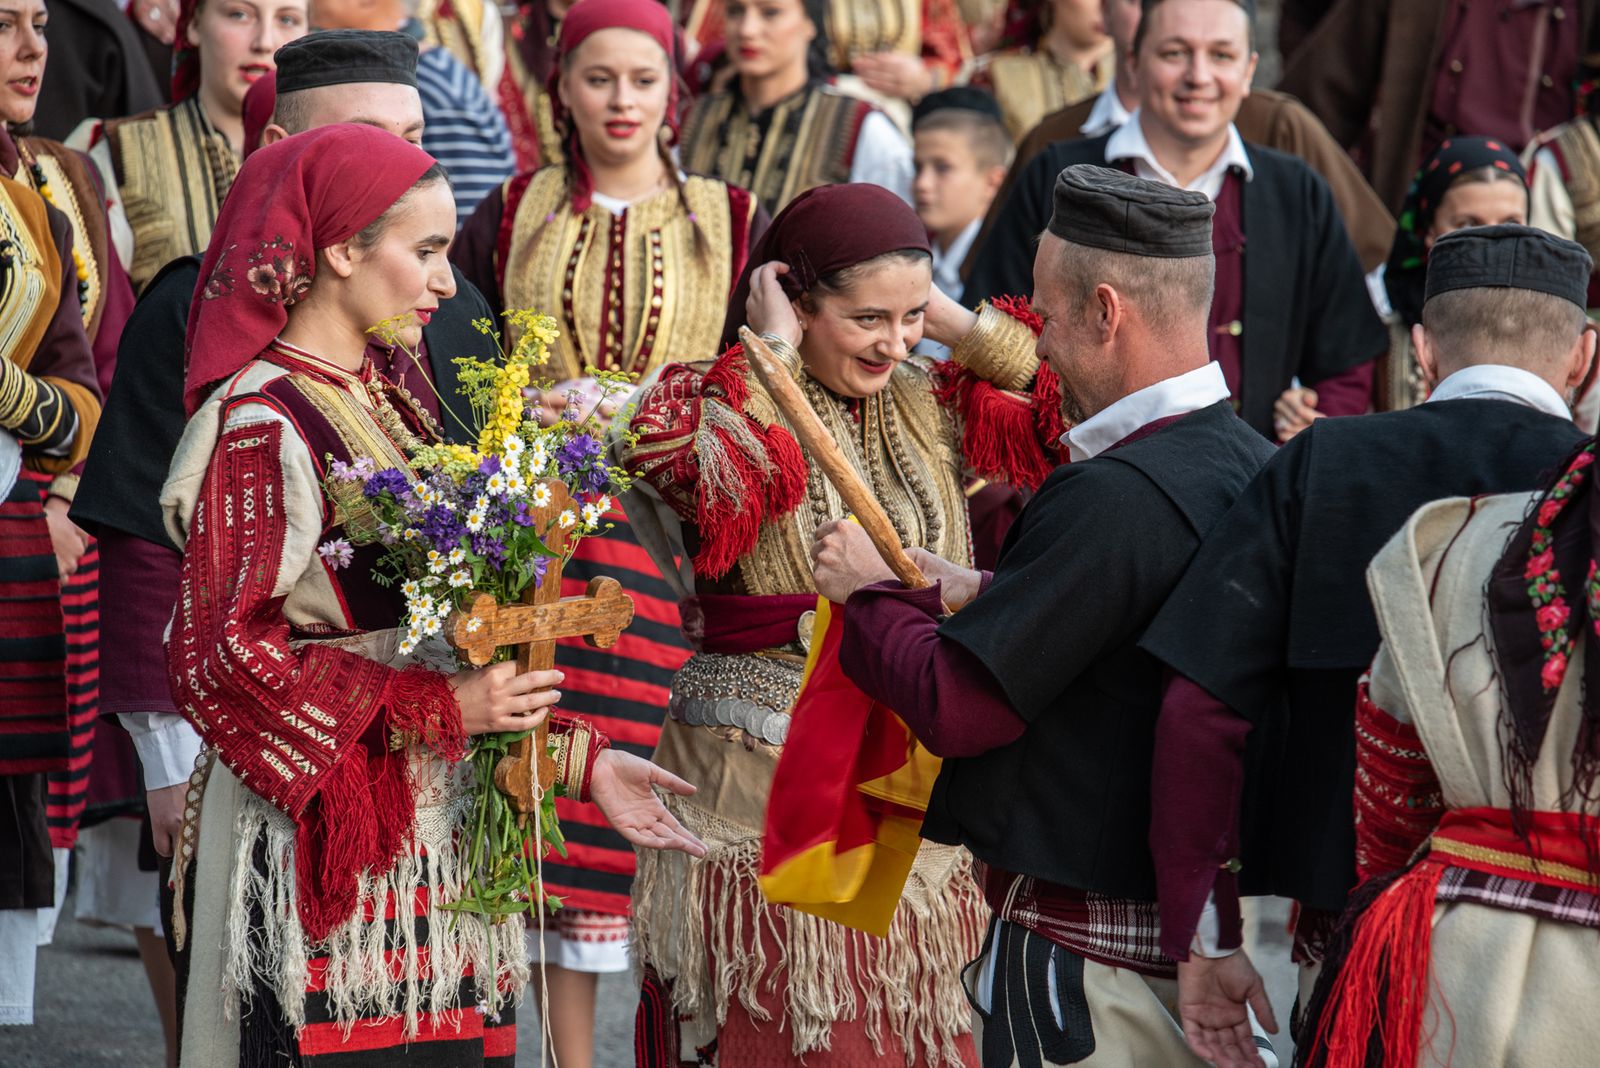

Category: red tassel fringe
[691, 345, 809, 579]
[294, 666, 464, 942]
[1305, 860, 1447, 1068]
[932, 297, 1067, 493]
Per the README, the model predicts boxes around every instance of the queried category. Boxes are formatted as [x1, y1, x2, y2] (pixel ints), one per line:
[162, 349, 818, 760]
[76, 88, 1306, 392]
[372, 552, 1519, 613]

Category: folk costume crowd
[9, 0, 1600, 1067]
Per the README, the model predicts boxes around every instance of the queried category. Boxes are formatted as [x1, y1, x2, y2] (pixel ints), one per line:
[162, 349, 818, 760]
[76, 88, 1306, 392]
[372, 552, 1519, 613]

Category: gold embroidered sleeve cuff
[950, 302, 1040, 392]
[46, 473, 79, 503]
[550, 715, 610, 802]
[757, 334, 804, 383]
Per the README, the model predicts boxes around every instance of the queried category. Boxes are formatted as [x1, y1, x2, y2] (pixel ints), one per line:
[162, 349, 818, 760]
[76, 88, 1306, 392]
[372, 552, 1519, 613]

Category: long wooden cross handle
[739, 327, 931, 592]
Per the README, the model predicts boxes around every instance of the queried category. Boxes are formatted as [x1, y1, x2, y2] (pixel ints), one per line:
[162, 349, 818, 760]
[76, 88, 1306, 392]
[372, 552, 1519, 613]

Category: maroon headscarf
[549, 0, 679, 213]
[1487, 437, 1600, 863]
[172, 0, 201, 100]
[183, 124, 436, 415]
[719, 183, 931, 349]
[241, 71, 276, 160]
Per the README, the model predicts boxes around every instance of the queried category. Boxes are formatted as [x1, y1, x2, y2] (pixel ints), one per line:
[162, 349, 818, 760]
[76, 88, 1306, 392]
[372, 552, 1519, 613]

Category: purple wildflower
[509, 500, 534, 527]
[364, 467, 411, 500]
[531, 554, 550, 587]
[419, 504, 466, 552]
[471, 533, 508, 568]
[555, 434, 602, 472]
[478, 454, 502, 476]
[328, 459, 355, 481]
[317, 538, 354, 570]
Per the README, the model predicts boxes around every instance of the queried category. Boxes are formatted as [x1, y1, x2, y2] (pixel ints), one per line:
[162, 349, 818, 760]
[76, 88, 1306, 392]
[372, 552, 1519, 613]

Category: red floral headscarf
[1488, 437, 1600, 861]
[548, 0, 680, 213]
[241, 71, 276, 160]
[183, 124, 436, 415]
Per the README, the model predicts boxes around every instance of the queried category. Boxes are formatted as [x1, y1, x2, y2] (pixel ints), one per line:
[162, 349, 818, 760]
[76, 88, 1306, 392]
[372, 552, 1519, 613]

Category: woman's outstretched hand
[588, 750, 707, 856]
[450, 663, 563, 735]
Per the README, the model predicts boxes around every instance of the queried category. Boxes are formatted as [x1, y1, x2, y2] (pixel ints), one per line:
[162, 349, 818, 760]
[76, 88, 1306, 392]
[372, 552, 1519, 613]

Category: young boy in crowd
[912, 87, 1013, 318]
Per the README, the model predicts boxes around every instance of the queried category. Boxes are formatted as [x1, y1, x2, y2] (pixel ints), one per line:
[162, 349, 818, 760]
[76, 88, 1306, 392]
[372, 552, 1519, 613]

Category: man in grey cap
[68, 29, 499, 1003]
[1141, 224, 1594, 1067]
[809, 164, 1277, 1066]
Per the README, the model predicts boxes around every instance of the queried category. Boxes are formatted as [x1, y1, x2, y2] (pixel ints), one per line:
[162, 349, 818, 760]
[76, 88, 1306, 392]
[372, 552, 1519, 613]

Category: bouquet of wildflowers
[324, 310, 636, 925]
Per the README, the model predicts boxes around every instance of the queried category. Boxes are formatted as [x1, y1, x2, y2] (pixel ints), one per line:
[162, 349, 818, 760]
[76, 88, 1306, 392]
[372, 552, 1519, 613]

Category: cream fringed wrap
[632, 720, 988, 1065]
[1363, 491, 1600, 1067]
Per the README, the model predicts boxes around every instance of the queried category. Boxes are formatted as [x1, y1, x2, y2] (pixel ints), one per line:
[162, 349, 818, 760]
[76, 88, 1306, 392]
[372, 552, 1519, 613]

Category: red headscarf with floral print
[1488, 437, 1600, 859]
[182, 124, 436, 415]
[548, 0, 680, 213]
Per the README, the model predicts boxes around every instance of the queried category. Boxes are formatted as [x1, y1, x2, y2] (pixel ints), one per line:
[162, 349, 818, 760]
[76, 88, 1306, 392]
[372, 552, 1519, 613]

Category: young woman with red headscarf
[162, 124, 703, 1068]
[68, 0, 309, 292]
[453, 4, 763, 1058]
[615, 182, 1059, 1066]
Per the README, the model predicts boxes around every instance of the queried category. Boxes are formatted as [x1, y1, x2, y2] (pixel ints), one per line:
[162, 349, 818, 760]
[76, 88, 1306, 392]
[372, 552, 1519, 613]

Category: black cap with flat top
[1047, 164, 1215, 258]
[1424, 223, 1594, 309]
[275, 30, 419, 94]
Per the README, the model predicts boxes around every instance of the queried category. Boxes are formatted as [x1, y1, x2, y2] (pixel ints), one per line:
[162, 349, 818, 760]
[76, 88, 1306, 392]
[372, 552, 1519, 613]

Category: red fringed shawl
[627, 298, 1060, 579]
[932, 295, 1066, 493]
[168, 420, 466, 941]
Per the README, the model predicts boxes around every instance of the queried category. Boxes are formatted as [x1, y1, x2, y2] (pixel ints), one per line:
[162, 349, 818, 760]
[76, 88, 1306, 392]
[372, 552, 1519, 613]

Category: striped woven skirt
[0, 474, 66, 777]
[543, 512, 688, 924]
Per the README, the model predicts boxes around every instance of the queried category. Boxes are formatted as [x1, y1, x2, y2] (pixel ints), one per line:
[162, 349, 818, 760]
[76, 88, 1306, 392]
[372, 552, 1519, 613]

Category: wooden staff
[739, 327, 933, 594]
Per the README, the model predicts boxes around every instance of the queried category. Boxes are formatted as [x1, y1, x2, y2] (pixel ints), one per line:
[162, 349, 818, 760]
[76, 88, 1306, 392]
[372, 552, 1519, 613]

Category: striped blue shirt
[416, 46, 516, 226]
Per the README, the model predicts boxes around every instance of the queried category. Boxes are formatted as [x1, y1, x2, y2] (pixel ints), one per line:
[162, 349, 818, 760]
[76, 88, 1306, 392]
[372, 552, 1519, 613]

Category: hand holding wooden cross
[446, 478, 635, 820]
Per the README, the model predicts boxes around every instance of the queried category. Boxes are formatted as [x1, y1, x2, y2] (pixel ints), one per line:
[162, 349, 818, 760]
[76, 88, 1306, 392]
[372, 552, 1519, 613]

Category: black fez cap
[275, 30, 418, 94]
[1047, 164, 1214, 258]
[1424, 224, 1594, 309]
[912, 87, 1004, 127]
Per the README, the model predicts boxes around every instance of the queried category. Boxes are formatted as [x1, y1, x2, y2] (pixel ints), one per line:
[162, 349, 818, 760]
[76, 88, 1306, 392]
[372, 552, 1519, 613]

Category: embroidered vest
[499, 168, 745, 381]
[679, 86, 873, 213]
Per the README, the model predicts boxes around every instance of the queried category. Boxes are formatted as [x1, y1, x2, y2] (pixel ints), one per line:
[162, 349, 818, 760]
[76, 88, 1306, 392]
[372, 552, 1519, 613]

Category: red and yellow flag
[758, 597, 942, 937]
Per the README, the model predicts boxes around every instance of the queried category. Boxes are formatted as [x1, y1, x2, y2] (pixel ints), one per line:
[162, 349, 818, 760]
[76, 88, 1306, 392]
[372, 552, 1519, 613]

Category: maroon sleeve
[89, 238, 136, 397]
[839, 580, 1026, 758]
[1151, 672, 1249, 960]
[96, 527, 182, 717]
[1306, 359, 1374, 418]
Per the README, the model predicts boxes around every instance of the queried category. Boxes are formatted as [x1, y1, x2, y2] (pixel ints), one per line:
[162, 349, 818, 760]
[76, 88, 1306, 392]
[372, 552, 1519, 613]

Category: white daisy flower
[397, 637, 416, 657]
[528, 441, 550, 474]
[558, 509, 577, 529]
[449, 569, 471, 588]
[412, 594, 435, 617]
[422, 615, 443, 637]
[465, 508, 486, 533]
[581, 502, 602, 528]
[402, 528, 420, 542]
[485, 472, 507, 496]
[595, 494, 611, 514]
[502, 433, 526, 458]
[426, 550, 447, 574]
[465, 616, 483, 633]
[400, 580, 421, 598]
[414, 483, 437, 505]
[531, 483, 553, 508]
[505, 471, 528, 497]
[448, 548, 466, 565]
[475, 495, 490, 512]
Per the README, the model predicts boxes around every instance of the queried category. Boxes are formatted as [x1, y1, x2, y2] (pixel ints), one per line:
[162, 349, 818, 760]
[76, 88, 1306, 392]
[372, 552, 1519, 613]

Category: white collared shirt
[919, 219, 984, 360]
[1105, 110, 1254, 201]
[932, 218, 981, 303]
[1061, 361, 1231, 462]
[1080, 82, 1133, 138]
[1425, 364, 1571, 419]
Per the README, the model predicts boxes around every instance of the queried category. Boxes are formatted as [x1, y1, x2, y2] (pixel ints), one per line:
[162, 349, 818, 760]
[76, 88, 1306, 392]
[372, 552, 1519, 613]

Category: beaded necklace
[15, 142, 90, 307]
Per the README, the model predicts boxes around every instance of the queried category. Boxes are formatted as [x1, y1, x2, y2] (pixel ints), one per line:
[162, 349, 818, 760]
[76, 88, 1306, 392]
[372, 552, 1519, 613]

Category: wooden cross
[446, 478, 635, 819]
